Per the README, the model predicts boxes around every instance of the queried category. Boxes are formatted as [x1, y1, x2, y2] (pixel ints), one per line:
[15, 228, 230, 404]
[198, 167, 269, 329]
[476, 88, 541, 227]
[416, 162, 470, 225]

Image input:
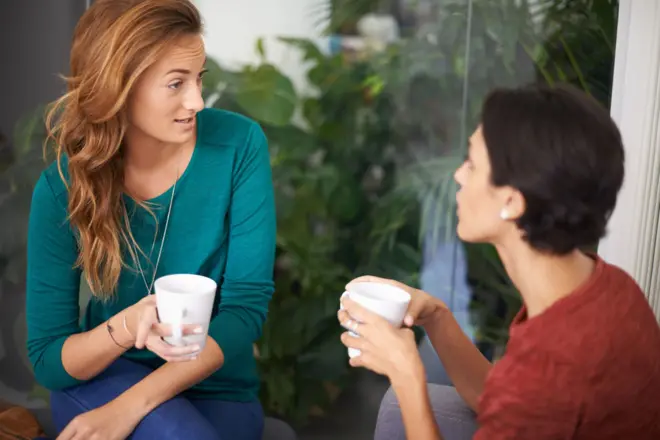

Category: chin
[168, 131, 195, 145]
[456, 222, 469, 241]
[456, 222, 482, 243]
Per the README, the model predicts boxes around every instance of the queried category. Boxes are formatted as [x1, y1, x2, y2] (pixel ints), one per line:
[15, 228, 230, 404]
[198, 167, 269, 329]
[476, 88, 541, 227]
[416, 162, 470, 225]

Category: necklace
[128, 169, 178, 296]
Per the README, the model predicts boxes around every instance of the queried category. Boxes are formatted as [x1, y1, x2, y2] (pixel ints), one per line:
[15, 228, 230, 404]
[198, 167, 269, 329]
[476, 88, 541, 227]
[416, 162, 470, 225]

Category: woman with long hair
[26, 1, 275, 439]
[338, 84, 660, 439]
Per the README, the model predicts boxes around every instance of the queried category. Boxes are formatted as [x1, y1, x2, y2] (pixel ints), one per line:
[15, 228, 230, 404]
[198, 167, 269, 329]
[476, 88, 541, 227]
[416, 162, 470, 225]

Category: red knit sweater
[474, 257, 660, 439]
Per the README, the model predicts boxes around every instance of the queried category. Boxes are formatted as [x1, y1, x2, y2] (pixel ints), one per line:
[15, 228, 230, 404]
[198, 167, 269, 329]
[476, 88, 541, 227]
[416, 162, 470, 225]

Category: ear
[499, 187, 526, 221]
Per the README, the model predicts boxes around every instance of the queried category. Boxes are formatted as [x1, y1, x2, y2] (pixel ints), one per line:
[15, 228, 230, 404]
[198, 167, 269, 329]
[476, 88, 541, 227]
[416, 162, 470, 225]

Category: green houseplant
[202, 38, 425, 424]
[199, 0, 619, 421]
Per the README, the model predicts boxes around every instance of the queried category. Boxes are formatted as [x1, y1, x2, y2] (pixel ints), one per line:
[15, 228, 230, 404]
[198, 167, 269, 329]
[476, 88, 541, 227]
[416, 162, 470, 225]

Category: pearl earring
[500, 209, 509, 220]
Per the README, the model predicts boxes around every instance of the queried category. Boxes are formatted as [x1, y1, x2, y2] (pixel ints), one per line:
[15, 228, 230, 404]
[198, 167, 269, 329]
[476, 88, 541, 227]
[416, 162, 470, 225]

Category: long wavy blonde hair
[45, 0, 202, 299]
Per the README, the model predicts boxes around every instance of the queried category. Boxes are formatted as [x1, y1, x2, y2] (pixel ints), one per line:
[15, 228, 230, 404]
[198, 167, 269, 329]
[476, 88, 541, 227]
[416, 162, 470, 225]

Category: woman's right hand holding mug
[346, 276, 449, 328]
[123, 295, 203, 362]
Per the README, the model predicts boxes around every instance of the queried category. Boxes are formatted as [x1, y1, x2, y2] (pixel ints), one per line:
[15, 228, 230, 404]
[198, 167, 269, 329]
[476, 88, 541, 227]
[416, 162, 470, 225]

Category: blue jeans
[50, 358, 264, 440]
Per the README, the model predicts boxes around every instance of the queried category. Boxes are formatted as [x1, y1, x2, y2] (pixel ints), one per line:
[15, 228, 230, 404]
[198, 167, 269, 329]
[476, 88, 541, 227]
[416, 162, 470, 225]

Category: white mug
[341, 281, 411, 358]
[154, 274, 217, 348]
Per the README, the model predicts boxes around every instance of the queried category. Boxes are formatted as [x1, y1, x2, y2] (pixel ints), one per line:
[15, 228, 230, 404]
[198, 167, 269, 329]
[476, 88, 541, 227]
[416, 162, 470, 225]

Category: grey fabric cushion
[263, 417, 298, 440]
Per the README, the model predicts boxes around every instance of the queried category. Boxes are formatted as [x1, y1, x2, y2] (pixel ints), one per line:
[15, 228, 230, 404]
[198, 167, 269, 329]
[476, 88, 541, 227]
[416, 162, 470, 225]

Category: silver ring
[346, 319, 359, 333]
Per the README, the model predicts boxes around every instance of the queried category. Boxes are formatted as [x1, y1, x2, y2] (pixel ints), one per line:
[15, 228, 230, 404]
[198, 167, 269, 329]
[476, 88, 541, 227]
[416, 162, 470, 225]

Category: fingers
[57, 417, 88, 440]
[347, 351, 381, 375]
[340, 332, 381, 375]
[339, 296, 384, 326]
[338, 310, 359, 333]
[56, 422, 76, 440]
[146, 336, 201, 362]
[134, 305, 158, 349]
[403, 299, 425, 327]
[400, 327, 416, 341]
[338, 309, 381, 341]
[152, 323, 204, 338]
[348, 352, 370, 368]
[340, 331, 369, 351]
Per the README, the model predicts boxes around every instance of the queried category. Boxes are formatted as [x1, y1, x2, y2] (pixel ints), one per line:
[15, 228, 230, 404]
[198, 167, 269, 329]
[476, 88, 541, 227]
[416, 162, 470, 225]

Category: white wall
[598, 0, 660, 319]
[196, 0, 329, 94]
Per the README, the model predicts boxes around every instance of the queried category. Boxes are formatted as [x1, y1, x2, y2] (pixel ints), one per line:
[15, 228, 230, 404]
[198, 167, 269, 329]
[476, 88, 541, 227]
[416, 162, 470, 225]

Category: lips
[175, 117, 194, 124]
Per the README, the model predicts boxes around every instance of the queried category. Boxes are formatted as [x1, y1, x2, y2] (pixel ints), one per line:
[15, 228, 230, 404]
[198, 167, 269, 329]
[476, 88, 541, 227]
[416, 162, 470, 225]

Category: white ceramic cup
[154, 274, 217, 348]
[341, 281, 411, 358]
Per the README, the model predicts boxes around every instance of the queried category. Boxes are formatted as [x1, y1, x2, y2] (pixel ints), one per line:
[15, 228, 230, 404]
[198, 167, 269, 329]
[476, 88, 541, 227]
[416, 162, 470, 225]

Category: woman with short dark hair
[339, 84, 660, 440]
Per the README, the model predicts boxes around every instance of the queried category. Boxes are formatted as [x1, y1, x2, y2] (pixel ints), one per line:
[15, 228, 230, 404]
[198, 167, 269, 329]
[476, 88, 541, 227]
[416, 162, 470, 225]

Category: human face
[126, 34, 206, 147]
[454, 126, 519, 243]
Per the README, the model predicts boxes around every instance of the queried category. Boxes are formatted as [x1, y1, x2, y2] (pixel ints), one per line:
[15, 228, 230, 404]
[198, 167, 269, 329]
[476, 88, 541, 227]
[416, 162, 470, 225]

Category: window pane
[197, 0, 617, 425]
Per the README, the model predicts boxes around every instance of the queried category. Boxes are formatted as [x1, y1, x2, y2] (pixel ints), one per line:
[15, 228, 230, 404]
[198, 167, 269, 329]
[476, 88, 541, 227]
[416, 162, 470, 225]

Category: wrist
[109, 309, 136, 348]
[122, 307, 138, 344]
[391, 366, 428, 409]
[390, 355, 426, 394]
[111, 390, 151, 422]
[422, 303, 451, 332]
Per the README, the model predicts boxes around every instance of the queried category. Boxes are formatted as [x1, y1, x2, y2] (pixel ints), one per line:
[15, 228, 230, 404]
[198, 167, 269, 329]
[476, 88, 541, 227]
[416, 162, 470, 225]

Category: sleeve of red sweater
[474, 351, 582, 439]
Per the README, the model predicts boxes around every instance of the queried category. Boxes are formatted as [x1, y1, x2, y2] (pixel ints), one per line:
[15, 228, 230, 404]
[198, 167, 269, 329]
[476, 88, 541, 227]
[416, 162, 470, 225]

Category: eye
[197, 69, 208, 83]
[168, 80, 183, 90]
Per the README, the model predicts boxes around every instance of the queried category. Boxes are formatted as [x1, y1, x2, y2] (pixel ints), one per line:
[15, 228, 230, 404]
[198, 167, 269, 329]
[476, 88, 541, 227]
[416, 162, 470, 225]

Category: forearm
[61, 309, 133, 381]
[115, 336, 224, 417]
[391, 373, 443, 440]
[425, 308, 492, 410]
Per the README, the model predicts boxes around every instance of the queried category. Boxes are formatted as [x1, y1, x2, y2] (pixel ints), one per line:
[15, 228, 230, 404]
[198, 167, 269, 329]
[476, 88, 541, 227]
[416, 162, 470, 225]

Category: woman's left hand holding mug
[124, 295, 203, 362]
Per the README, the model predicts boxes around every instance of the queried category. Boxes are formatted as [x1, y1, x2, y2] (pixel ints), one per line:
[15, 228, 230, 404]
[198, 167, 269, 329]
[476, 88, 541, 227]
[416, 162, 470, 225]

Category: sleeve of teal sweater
[207, 123, 276, 373]
[25, 172, 85, 390]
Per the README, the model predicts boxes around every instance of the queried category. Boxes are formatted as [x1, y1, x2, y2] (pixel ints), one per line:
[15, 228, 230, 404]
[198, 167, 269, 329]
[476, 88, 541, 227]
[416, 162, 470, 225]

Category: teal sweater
[25, 109, 276, 401]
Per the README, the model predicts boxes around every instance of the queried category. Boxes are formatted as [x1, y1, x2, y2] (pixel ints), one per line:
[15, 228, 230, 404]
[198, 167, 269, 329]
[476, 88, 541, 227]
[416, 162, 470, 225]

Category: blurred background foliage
[4, 0, 617, 427]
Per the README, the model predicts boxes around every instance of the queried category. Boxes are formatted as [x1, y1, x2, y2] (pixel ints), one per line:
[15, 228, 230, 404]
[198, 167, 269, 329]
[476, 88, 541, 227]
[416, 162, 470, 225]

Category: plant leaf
[236, 64, 297, 126]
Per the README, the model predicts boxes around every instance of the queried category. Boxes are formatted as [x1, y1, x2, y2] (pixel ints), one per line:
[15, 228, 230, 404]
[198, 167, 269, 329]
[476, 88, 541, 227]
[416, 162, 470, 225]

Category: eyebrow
[166, 58, 207, 75]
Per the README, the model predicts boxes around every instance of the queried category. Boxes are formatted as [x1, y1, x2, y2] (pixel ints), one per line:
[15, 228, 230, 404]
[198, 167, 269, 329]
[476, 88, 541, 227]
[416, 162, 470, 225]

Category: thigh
[51, 357, 220, 440]
[374, 384, 478, 440]
[190, 398, 265, 440]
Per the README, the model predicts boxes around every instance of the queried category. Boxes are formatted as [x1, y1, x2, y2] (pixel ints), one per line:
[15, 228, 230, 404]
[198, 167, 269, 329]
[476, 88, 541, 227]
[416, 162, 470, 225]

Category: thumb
[403, 299, 424, 327]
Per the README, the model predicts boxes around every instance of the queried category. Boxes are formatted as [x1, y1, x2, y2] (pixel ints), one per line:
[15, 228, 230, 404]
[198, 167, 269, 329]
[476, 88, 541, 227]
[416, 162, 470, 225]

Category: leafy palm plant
[203, 38, 424, 423]
[530, 0, 617, 105]
[364, 0, 617, 352]
[310, 0, 387, 35]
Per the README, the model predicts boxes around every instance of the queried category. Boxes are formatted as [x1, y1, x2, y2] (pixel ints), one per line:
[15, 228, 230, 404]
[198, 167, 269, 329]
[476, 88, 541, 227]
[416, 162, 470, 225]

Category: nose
[183, 82, 205, 113]
[454, 162, 464, 185]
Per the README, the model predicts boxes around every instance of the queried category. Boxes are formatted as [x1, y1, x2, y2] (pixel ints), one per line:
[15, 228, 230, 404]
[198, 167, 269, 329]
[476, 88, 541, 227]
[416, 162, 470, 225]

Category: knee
[374, 385, 477, 440]
[427, 384, 476, 421]
[374, 387, 406, 440]
[132, 400, 220, 440]
[50, 390, 79, 433]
